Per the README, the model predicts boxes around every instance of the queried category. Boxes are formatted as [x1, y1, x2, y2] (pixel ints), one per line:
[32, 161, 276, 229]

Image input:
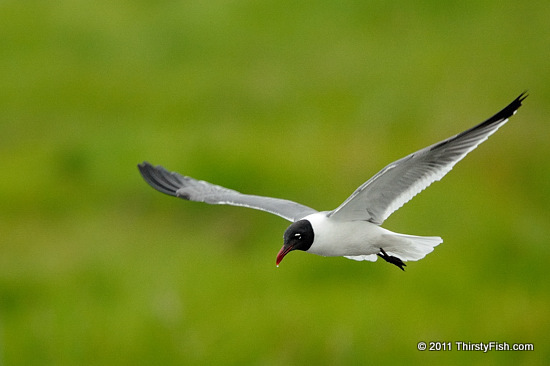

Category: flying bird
[138, 93, 526, 270]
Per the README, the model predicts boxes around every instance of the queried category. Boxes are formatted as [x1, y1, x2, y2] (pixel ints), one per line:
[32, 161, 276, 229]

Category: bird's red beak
[276, 245, 293, 267]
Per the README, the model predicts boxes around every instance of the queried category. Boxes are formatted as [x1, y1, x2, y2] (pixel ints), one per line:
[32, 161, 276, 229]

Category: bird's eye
[294, 233, 302, 240]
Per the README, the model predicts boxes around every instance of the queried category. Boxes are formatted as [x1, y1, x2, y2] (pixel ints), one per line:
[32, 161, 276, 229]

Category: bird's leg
[377, 248, 406, 271]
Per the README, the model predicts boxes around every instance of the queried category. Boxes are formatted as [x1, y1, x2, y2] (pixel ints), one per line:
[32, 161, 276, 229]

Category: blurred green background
[1, 0, 549, 364]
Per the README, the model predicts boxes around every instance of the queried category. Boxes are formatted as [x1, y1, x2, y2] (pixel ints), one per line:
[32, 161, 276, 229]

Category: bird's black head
[276, 219, 314, 266]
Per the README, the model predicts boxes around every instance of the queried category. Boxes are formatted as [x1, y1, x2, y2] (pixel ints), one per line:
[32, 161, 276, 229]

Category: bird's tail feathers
[381, 233, 442, 262]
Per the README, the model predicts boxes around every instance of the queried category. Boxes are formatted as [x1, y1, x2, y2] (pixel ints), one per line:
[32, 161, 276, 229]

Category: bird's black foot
[377, 248, 406, 271]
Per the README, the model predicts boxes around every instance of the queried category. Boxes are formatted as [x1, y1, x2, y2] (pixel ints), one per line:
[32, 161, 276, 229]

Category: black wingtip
[512, 90, 529, 110]
[138, 161, 182, 197]
[485, 92, 527, 124]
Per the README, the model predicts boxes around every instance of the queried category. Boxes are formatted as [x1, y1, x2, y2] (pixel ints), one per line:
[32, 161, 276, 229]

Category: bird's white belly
[304, 212, 389, 257]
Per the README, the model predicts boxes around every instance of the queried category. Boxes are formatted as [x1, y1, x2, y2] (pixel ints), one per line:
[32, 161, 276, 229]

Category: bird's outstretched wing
[329, 93, 527, 224]
[138, 162, 318, 222]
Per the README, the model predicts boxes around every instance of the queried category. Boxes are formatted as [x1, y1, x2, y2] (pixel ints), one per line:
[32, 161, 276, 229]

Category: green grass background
[1, 0, 549, 364]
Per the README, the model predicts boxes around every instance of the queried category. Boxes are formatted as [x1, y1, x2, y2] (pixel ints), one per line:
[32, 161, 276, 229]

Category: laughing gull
[138, 93, 526, 270]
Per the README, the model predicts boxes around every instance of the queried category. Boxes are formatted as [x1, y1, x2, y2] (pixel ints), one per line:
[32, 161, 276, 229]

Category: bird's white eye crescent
[295, 233, 302, 239]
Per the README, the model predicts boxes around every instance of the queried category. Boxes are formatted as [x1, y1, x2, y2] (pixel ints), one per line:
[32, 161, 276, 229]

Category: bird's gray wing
[328, 93, 527, 225]
[138, 162, 318, 222]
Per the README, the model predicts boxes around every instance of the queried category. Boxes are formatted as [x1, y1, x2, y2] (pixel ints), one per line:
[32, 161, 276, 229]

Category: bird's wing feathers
[138, 162, 318, 222]
[328, 93, 526, 224]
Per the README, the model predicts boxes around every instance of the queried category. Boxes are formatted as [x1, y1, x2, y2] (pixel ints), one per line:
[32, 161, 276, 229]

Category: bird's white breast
[303, 212, 389, 257]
